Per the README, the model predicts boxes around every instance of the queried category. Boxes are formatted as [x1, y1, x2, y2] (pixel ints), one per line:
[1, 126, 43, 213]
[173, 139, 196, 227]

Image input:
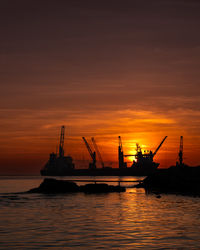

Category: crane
[153, 136, 168, 157]
[118, 136, 126, 168]
[179, 136, 183, 166]
[82, 137, 96, 169]
[91, 137, 104, 168]
[59, 126, 65, 157]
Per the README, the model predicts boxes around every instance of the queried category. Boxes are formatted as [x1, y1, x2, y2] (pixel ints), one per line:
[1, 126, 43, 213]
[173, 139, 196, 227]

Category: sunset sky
[1, 0, 200, 174]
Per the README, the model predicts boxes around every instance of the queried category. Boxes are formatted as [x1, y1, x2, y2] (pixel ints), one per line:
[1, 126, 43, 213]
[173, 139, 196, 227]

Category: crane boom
[82, 137, 94, 160]
[82, 137, 96, 169]
[153, 136, 167, 157]
[92, 137, 104, 168]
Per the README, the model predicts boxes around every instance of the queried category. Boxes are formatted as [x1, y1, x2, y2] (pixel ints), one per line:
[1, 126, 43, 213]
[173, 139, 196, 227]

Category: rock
[28, 178, 126, 194]
[28, 178, 79, 193]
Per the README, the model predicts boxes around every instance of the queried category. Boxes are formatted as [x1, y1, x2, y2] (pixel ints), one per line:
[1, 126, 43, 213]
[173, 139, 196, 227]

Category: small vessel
[40, 126, 75, 176]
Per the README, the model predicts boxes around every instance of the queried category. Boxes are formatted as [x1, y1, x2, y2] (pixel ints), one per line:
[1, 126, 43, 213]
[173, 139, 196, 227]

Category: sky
[0, 0, 200, 174]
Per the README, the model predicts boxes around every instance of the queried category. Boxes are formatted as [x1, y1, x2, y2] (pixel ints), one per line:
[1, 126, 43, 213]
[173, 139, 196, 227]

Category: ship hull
[41, 167, 157, 176]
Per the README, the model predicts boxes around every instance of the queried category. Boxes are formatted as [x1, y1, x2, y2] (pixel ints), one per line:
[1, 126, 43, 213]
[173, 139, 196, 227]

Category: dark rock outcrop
[28, 178, 80, 193]
[28, 178, 126, 194]
[136, 166, 200, 196]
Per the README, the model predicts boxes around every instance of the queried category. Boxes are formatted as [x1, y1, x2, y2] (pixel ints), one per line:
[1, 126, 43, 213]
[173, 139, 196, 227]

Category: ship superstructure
[40, 126, 75, 176]
[123, 136, 167, 173]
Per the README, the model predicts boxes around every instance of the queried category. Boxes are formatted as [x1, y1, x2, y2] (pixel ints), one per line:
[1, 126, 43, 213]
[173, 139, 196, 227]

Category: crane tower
[91, 137, 104, 168]
[179, 136, 183, 166]
[118, 136, 126, 168]
[59, 126, 65, 157]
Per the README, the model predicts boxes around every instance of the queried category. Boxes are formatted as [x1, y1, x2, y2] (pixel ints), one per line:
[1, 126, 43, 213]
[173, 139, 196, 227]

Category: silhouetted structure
[92, 137, 105, 168]
[40, 126, 75, 176]
[176, 136, 184, 167]
[82, 137, 96, 169]
[124, 136, 167, 173]
[118, 136, 127, 169]
[59, 125, 65, 157]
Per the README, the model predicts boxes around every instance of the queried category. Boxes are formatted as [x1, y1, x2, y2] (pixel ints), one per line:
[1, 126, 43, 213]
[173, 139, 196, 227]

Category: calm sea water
[0, 176, 200, 249]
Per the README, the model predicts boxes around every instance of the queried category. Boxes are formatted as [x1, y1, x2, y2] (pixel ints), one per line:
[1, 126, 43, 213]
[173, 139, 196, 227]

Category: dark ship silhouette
[41, 126, 167, 176]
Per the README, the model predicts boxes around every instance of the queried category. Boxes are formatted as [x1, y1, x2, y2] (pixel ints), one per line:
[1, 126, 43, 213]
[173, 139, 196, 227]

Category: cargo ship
[40, 126, 167, 176]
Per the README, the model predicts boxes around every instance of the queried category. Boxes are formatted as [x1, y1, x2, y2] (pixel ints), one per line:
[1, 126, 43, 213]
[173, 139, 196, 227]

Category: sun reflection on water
[0, 177, 200, 249]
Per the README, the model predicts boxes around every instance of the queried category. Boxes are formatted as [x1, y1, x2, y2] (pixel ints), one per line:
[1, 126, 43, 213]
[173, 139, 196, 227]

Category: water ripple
[0, 177, 200, 249]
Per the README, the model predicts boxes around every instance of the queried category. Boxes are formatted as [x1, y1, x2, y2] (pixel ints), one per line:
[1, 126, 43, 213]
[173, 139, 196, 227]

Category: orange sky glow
[0, 0, 200, 174]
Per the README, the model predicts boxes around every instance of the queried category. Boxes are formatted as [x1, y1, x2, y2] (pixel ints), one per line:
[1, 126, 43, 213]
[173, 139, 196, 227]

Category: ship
[41, 126, 167, 176]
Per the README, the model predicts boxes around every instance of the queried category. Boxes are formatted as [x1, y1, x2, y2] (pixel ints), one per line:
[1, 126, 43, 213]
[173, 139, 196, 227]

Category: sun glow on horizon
[127, 155, 137, 163]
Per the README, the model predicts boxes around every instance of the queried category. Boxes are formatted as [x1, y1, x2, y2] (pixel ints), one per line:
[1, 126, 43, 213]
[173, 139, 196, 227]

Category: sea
[0, 176, 200, 249]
